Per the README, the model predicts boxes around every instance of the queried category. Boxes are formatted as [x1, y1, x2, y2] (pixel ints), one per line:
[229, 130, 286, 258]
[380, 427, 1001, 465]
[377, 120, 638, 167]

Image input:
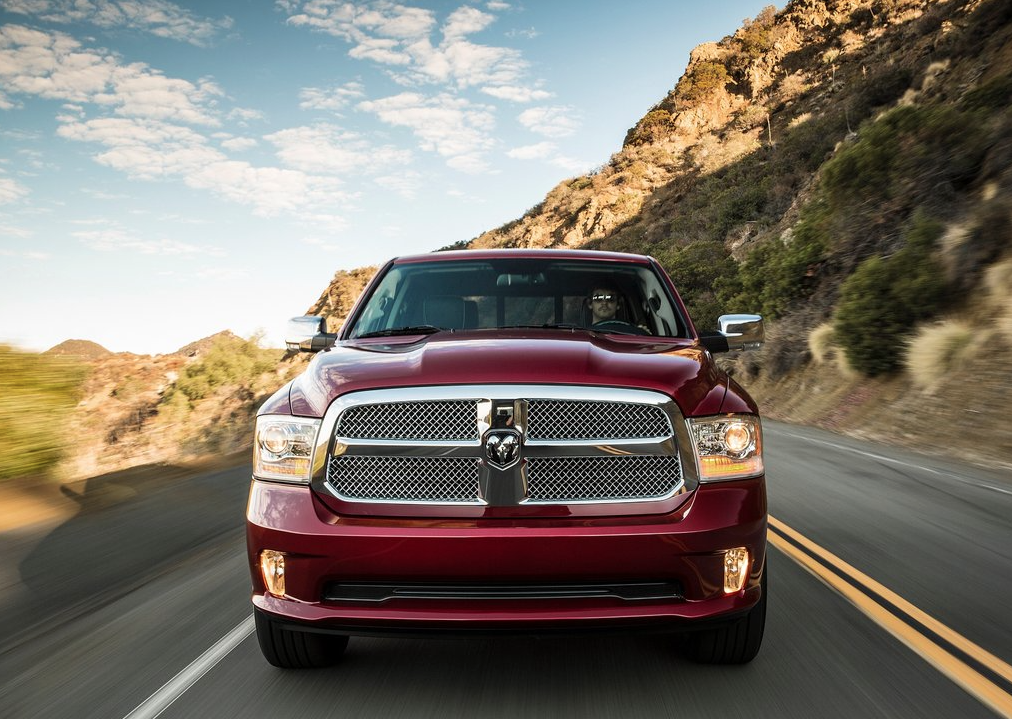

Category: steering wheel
[592, 320, 651, 336]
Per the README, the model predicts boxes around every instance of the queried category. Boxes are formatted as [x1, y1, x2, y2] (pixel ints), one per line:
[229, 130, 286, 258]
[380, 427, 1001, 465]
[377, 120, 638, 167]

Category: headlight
[253, 415, 321, 483]
[688, 414, 763, 482]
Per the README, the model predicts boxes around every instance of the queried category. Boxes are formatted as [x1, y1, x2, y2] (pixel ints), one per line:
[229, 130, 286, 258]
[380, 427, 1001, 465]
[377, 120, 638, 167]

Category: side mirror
[285, 316, 338, 353]
[699, 314, 764, 353]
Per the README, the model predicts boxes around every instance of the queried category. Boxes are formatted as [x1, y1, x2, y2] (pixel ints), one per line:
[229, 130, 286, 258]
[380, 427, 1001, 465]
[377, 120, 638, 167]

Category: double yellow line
[768, 516, 1012, 718]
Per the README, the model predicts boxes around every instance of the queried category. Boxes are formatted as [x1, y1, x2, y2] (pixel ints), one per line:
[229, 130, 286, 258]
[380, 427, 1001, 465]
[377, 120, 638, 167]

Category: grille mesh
[327, 455, 481, 503]
[527, 400, 670, 440]
[335, 400, 478, 441]
[526, 456, 681, 502]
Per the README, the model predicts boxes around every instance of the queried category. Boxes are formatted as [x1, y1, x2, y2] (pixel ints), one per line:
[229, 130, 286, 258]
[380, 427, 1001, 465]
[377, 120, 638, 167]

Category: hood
[286, 330, 731, 418]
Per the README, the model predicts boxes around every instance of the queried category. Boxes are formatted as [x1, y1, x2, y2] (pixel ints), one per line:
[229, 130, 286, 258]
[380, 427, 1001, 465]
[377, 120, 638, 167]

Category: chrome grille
[335, 400, 479, 441]
[526, 400, 671, 440]
[321, 385, 688, 509]
[328, 456, 481, 503]
[526, 456, 682, 502]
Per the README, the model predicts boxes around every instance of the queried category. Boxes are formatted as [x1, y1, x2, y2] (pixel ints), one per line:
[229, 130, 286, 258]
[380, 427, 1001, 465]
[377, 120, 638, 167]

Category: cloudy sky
[1, 0, 770, 354]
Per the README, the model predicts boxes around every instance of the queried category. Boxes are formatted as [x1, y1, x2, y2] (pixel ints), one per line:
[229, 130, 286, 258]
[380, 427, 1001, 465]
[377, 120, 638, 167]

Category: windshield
[346, 258, 690, 340]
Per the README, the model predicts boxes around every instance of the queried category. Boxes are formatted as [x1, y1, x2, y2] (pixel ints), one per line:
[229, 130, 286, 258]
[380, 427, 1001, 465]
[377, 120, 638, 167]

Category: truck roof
[392, 248, 655, 264]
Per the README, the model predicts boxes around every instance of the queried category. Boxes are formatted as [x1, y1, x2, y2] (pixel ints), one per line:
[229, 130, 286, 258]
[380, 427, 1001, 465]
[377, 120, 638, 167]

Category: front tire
[255, 609, 349, 669]
[683, 571, 767, 664]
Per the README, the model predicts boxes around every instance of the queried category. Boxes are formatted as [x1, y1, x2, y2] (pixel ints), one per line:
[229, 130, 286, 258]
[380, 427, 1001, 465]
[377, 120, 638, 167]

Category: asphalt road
[2, 420, 1011, 719]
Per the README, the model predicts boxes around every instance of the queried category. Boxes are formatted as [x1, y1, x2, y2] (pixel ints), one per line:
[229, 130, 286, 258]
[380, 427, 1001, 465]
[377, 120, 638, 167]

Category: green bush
[0, 346, 87, 480]
[170, 335, 281, 403]
[721, 199, 830, 317]
[833, 213, 948, 376]
[656, 241, 740, 329]
[624, 109, 674, 147]
[822, 105, 988, 213]
[675, 61, 731, 104]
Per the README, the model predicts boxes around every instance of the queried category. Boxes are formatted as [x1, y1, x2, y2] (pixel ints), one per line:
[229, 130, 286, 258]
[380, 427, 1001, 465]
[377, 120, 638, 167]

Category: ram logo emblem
[484, 430, 521, 468]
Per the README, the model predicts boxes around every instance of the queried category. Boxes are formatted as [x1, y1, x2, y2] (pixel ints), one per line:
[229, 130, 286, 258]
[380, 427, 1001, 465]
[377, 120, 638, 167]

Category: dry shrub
[983, 257, 1012, 343]
[808, 322, 836, 365]
[905, 319, 975, 391]
[807, 322, 858, 378]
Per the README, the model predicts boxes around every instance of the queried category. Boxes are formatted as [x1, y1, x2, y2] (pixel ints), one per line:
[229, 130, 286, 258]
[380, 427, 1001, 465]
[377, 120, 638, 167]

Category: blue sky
[1, 0, 772, 355]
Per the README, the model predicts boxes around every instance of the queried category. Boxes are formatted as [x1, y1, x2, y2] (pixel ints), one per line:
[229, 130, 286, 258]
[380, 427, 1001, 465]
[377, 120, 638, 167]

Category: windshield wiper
[354, 325, 443, 339]
[497, 323, 585, 331]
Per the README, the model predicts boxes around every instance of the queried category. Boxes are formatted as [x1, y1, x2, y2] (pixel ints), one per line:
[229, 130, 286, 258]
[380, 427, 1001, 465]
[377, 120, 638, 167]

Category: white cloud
[446, 153, 490, 174]
[443, 7, 494, 40]
[506, 141, 555, 160]
[185, 161, 350, 216]
[299, 81, 365, 111]
[486, 2, 511, 11]
[0, 176, 30, 204]
[0, 246, 48, 258]
[265, 123, 412, 174]
[196, 266, 249, 281]
[285, 2, 435, 41]
[73, 226, 225, 256]
[550, 155, 595, 173]
[221, 137, 258, 152]
[506, 27, 537, 40]
[57, 116, 354, 217]
[375, 170, 422, 199]
[505, 142, 591, 173]
[0, 25, 221, 125]
[481, 84, 551, 103]
[228, 107, 265, 124]
[57, 117, 220, 178]
[0, 224, 36, 242]
[518, 105, 580, 137]
[0, 0, 233, 46]
[358, 92, 496, 170]
[281, 1, 537, 95]
[298, 212, 349, 233]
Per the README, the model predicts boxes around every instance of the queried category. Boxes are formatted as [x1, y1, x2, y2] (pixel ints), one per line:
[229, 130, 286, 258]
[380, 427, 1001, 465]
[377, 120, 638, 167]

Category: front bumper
[246, 477, 766, 634]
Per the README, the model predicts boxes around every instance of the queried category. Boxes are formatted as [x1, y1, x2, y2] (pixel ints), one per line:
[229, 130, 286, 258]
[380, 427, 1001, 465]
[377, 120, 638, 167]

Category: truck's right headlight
[253, 415, 321, 483]
[688, 414, 763, 482]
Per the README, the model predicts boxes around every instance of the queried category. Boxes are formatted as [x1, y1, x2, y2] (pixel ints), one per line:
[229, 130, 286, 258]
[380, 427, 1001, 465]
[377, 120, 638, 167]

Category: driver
[588, 287, 651, 333]
[589, 287, 621, 325]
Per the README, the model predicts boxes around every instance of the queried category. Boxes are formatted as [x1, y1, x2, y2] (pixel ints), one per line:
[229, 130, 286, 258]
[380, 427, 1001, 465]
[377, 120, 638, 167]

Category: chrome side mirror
[285, 316, 337, 353]
[718, 314, 764, 351]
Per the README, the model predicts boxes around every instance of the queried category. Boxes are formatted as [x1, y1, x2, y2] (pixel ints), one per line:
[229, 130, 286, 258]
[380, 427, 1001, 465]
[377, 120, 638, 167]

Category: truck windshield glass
[347, 259, 689, 339]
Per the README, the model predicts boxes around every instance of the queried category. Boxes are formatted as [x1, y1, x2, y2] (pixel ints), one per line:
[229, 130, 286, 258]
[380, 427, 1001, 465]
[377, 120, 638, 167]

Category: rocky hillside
[309, 0, 1012, 468]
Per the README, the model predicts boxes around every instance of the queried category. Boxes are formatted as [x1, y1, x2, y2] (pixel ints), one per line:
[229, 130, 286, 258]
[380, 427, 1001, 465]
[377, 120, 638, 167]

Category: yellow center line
[768, 515, 1012, 719]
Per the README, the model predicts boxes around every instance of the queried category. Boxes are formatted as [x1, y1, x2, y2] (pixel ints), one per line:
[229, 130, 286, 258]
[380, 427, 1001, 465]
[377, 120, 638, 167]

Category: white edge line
[123, 614, 255, 719]
[778, 430, 1012, 496]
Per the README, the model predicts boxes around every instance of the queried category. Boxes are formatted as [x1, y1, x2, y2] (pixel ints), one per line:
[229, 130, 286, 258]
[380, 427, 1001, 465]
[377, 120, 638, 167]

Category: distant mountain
[176, 330, 244, 358]
[45, 339, 112, 360]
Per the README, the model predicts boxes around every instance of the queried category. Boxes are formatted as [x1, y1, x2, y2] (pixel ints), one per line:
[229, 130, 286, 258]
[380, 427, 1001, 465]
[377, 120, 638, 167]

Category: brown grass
[904, 319, 975, 392]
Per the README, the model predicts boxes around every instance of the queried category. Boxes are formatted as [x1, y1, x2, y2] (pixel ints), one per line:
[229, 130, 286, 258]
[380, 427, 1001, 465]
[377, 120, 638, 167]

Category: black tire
[683, 571, 767, 664]
[254, 609, 349, 669]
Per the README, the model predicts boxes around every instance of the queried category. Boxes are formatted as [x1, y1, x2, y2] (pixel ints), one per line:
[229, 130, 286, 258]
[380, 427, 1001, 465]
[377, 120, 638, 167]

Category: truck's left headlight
[253, 415, 321, 483]
[688, 414, 763, 482]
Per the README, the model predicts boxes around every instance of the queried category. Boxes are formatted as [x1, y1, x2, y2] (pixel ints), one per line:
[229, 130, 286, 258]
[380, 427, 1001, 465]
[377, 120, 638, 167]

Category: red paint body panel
[288, 334, 726, 419]
[246, 478, 766, 631]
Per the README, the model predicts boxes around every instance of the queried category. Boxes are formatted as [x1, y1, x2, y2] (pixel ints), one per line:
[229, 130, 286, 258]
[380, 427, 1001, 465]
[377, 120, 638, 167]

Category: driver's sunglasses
[592, 294, 617, 302]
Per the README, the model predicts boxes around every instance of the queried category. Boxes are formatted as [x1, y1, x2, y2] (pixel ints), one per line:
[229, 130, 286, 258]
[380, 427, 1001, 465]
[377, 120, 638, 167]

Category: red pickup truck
[247, 249, 767, 667]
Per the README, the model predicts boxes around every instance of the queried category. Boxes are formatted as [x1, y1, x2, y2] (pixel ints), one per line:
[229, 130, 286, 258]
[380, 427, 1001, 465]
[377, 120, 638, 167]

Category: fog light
[260, 550, 286, 596]
[723, 547, 749, 594]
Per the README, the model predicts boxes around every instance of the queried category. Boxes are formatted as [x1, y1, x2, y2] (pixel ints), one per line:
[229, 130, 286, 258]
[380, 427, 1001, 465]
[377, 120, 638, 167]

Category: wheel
[683, 571, 766, 664]
[254, 609, 349, 669]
